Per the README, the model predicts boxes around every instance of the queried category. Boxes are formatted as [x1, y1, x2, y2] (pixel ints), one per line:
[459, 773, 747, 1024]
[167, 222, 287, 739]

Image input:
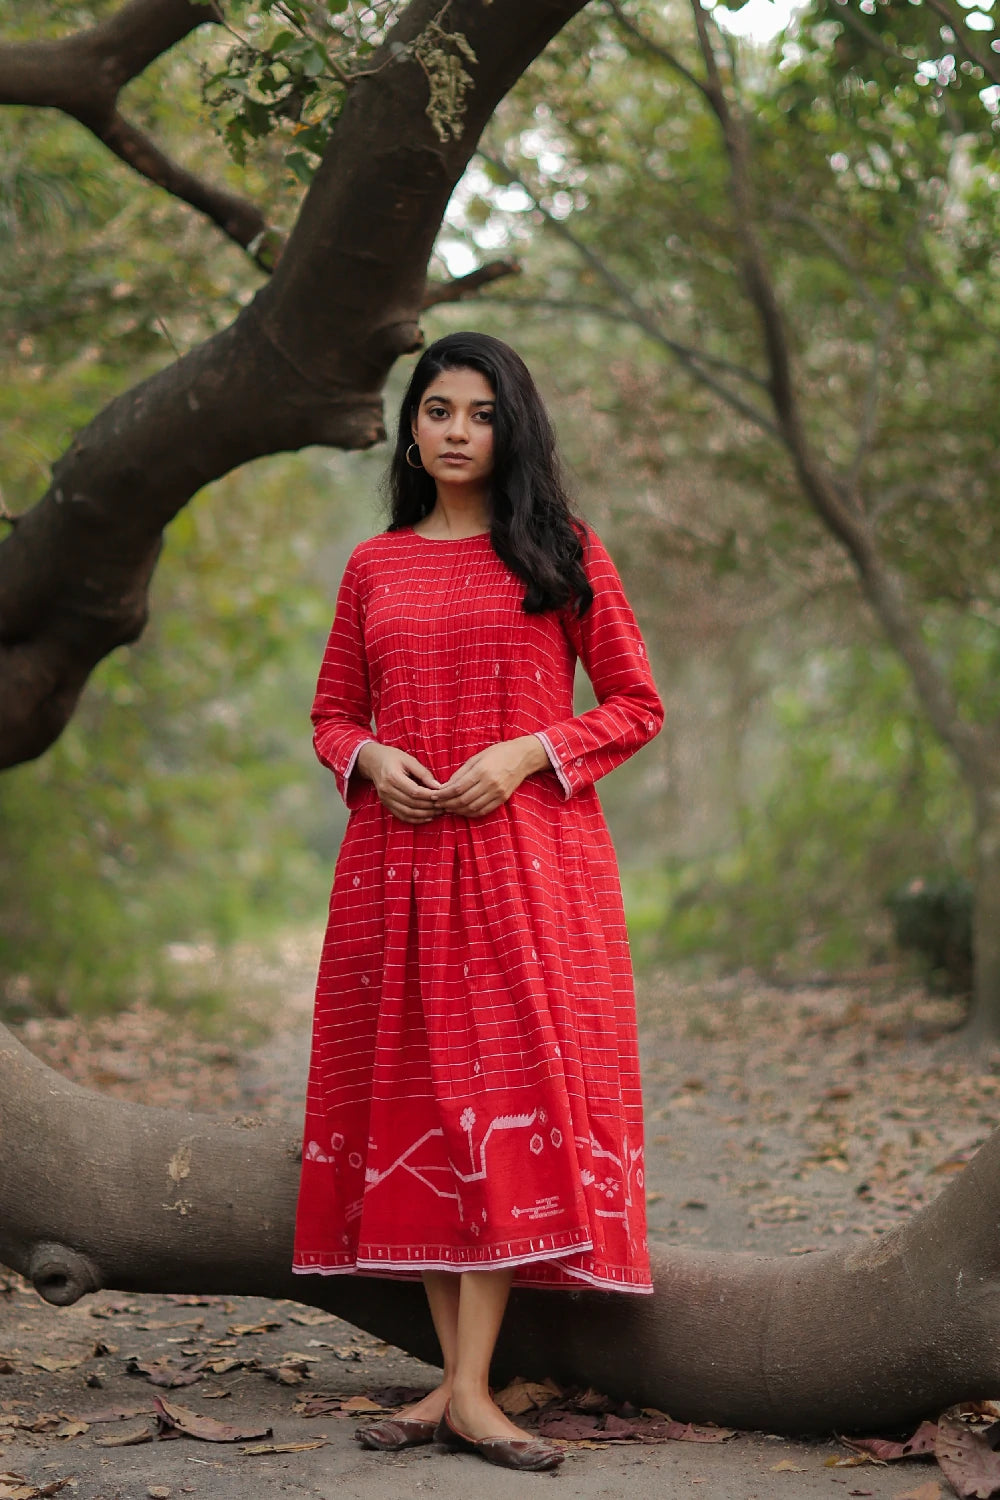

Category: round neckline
[404, 526, 491, 544]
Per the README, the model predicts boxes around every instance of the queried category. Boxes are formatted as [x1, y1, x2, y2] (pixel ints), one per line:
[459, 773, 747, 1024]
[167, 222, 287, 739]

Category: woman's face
[410, 365, 495, 492]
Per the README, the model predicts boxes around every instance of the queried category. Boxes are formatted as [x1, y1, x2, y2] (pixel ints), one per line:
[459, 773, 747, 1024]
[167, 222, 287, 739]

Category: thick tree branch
[0, 0, 220, 110]
[421, 257, 521, 307]
[0, 0, 283, 268]
[5, 1016, 1000, 1431]
[0, 0, 591, 770]
[102, 111, 284, 268]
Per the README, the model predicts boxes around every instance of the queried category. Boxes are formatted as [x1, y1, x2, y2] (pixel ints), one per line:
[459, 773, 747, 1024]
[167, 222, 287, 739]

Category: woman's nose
[446, 412, 469, 441]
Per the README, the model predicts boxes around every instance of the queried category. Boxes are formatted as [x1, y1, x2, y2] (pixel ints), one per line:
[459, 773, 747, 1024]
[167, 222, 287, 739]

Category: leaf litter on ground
[303, 1376, 737, 1446]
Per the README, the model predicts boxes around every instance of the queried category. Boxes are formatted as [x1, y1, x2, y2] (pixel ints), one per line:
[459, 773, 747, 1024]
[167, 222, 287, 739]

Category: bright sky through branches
[706, 0, 802, 41]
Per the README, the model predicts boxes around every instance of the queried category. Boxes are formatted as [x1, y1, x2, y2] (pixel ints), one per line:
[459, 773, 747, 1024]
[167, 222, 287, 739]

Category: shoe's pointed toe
[435, 1403, 565, 1472]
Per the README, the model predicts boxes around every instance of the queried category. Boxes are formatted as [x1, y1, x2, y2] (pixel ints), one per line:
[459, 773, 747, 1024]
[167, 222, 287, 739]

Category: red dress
[292, 525, 663, 1293]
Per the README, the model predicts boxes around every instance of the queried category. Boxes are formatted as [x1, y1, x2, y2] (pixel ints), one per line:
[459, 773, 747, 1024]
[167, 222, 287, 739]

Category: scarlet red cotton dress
[292, 524, 663, 1293]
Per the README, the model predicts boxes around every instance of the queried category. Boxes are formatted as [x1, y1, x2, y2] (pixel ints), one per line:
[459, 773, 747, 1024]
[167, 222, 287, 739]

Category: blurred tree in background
[436, 0, 999, 1000]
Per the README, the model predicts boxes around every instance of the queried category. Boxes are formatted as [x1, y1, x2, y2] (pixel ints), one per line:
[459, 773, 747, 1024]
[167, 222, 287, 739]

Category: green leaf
[285, 150, 315, 184]
[269, 29, 298, 53]
[301, 44, 329, 78]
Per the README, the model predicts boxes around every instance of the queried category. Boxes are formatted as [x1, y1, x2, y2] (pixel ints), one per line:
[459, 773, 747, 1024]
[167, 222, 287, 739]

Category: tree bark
[968, 780, 1000, 1044]
[2, 1015, 1000, 1434]
[0, 0, 588, 771]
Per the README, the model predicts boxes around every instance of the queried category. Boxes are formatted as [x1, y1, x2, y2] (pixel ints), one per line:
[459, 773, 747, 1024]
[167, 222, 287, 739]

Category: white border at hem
[294, 1237, 592, 1278]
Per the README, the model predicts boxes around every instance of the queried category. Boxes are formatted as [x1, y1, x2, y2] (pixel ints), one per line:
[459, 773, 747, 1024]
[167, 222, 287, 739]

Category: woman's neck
[414, 489, 491, 539]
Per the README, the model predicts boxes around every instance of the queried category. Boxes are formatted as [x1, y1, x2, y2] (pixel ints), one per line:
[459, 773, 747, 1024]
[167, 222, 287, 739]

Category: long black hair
[386, 332, 593, 616]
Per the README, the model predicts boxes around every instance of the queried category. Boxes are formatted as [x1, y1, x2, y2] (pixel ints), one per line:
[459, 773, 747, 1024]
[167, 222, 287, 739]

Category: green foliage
[0, 47, 377, 1015]
[886, 872, 973, 992]
[642, 636, 972, 978]
[0, 457, 351, 1016]
[199, 1, 479, 175]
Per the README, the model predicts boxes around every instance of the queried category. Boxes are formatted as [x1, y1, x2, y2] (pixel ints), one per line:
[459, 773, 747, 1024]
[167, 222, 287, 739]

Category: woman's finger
[401, 757, 442, 790]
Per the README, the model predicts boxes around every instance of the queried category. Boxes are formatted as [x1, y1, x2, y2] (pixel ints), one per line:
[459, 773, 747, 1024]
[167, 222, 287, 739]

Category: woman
[293, 332, 663, 1473]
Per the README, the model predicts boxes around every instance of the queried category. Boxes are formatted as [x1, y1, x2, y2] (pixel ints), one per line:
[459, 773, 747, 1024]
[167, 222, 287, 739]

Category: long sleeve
[311, 552, 375, 809]
[535, 530, 663, 800]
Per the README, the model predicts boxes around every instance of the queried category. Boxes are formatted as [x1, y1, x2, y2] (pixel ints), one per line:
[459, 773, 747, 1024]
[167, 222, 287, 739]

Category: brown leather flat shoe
[434, 1403, 565, 1472]
[355, 1416, 438, 1451]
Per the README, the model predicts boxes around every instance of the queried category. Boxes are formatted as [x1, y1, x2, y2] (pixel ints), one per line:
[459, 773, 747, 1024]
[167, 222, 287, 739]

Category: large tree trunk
[969, 782, 1000, 1043]
[2, 1016, 999, 1434]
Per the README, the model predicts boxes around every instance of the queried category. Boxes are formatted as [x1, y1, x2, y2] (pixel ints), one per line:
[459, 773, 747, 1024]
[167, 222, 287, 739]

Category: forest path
[0, 941, 988, 1500]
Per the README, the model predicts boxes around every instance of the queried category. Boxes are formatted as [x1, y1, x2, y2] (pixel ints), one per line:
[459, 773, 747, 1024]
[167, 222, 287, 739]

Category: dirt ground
[1, 937, 991, 1500]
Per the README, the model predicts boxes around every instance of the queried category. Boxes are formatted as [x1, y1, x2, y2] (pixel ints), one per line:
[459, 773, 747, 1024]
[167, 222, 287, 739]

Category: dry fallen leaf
[659, 1422, 735, 1444]
[189, 1357, 252, 1376]
[494, 1378, 562, 1417]
[78, 1403, 154, 1424]
[92, 1424, 155, 1448]
[0, 1481, 69, 1499]
[262, 1364, 310, 1386]
[771, 1459, 808, 1472]
[135, 1319, 204, 1334]
[241, 1439, 329, 1455]
[339, 1396, 382, 1414]
[53, 1421, 88, 1439]
[833, 1423, 938, 1467]
[892, 1483, 943, 1500]
[125, 1357, 202, 1389]
[286, 1309, 338, 1327]
[22, 1416, 65, 1435]
[537, 1415, 600, 1441]
[153, 1397, 272, 1444]
[935, 1408, 1000, 1499]
[227, 1321, 283, 1337]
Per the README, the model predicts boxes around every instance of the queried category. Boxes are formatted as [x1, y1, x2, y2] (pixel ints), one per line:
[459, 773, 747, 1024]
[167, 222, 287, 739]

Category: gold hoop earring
[405, 443, 423, 470]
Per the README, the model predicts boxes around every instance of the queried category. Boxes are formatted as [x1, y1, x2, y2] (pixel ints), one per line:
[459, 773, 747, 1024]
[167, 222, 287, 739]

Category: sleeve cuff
[535, 731, 573, 800]
[339, 737, 374, 806]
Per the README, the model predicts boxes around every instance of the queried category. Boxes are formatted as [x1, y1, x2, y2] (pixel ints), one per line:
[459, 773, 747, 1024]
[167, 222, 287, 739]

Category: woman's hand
[356, 742, 441, 823]
[433, 736, 550, 819]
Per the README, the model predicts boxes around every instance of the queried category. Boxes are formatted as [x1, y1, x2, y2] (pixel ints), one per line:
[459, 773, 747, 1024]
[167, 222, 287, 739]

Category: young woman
[293, 332, 663, 1473]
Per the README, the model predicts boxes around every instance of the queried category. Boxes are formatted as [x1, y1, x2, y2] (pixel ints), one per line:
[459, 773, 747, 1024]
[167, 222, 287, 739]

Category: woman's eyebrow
[421, 392, 495, 406]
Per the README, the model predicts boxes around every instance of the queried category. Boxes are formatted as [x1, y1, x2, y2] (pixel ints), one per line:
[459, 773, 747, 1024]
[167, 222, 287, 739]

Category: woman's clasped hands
[356, 737, 551, 823]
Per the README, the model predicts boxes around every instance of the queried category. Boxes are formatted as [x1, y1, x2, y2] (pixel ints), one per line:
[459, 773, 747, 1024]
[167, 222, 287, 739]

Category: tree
[4, 0, 1000, 1432]
[0, 0, 573, 770]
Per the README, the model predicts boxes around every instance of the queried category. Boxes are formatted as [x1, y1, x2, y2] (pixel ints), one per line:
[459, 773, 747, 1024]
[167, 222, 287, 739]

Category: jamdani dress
[292, 523, 663, 1294]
